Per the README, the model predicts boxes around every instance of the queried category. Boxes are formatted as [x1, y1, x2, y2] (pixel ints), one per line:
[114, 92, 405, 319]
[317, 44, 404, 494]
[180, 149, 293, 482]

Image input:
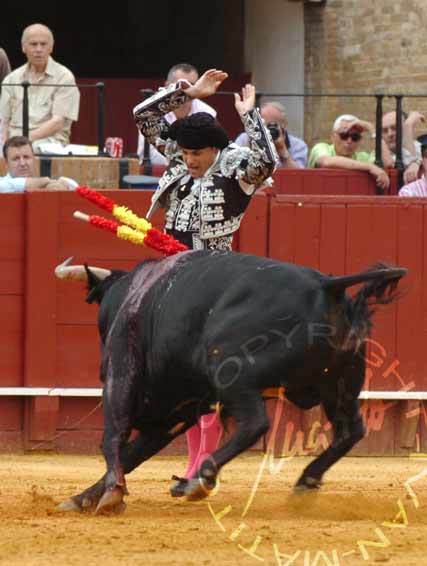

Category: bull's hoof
[57, 497, 82, 512]
[95, 487, 126, 515]
[169, 475, 188, 498]
[184, 477, 216, 501]
[293, 476, 322, 493]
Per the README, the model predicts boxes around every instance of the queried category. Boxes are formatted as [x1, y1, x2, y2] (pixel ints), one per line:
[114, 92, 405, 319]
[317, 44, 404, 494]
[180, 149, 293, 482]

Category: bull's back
[141, 252, 339, 389]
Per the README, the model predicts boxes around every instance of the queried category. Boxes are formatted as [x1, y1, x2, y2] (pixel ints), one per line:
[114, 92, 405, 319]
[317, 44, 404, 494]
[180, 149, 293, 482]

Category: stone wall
[304, 0, 427, 151]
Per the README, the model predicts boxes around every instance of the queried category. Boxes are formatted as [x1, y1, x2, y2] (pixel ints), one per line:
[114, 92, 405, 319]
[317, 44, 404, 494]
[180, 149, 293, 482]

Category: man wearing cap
[134, 68, 276, 251]
[134, 68, 276, 497]
[308, 114, 393, 192]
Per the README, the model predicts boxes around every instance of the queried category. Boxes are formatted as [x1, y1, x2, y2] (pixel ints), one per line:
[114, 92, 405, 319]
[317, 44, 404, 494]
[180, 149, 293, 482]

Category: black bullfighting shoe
[169, 475, 189, 498]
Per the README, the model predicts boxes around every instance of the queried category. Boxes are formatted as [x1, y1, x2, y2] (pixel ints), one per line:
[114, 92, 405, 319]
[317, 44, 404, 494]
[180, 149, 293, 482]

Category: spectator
[382, 110, 425, 185]
[235, 100, 307, 168]
[0, 23, 80, 152]
[137, 62, 216, 168]
[0, 48, 11, 139]
[134, 69, 276, 497]
[0, 135, 78, 192]
[398, 140, 427, 197]
[0, 48, 11, 86]
[308, 113, 393, 192]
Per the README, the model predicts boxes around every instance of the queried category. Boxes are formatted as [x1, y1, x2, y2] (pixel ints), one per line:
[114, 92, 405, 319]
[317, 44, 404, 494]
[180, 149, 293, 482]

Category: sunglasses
[338, 131, 362, 142]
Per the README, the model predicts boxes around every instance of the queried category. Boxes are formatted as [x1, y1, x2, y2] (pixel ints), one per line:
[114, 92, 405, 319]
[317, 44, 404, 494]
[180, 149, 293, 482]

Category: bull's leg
[295, 365, 365, 491]
[94, 345, 142, 514]
[59, 408, 201, 511]
[184, 391, 270, 501]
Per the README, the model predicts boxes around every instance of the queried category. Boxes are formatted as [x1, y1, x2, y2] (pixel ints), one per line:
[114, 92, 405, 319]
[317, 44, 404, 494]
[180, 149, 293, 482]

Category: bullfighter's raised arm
[133, 69, 277, 184]
[227, 83, 278, 187]
[133, 69, 228, 161]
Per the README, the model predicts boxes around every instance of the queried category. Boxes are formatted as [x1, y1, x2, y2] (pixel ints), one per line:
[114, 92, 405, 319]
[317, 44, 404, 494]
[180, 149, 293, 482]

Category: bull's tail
[323, 262, 407, 349]
[323, 263, 407, 293]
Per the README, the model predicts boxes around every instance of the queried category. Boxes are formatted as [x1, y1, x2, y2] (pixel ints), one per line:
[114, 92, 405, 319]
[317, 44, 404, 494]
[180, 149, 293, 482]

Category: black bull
[59, 250, 406, 513]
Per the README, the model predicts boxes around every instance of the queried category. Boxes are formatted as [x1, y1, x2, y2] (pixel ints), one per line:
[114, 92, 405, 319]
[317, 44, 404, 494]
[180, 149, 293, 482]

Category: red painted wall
[0, 182, 425, 455]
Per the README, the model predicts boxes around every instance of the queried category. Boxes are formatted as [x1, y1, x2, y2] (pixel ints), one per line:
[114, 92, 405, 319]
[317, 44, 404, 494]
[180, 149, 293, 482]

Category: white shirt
[0, 173, 25, 193]
[0, 173, 78, 193]
[137, 98, 216, 166]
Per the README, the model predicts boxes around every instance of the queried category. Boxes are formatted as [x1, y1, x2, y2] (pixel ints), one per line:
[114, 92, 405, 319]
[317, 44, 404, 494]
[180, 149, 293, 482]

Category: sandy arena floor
[0, 453, 426, 566]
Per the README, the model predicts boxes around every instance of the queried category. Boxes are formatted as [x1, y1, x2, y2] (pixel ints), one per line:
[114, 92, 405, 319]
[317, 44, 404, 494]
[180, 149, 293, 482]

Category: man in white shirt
[0, 135, 78, 193]
[0, 23, 80, 152]
[382, 110, 425, 185]
[137, 63, 216, 167]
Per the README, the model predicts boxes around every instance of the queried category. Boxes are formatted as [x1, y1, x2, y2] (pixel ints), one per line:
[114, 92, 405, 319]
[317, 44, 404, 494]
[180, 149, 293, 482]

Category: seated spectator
[137, 62, 216, 167]
[308, 114, 393, 192]
[0, 135, 77, 193]
[398, 140, 427, 197]
[235, 101, 307, 168]
[0, 23, 80, 152]
[382, 110, 426, 185]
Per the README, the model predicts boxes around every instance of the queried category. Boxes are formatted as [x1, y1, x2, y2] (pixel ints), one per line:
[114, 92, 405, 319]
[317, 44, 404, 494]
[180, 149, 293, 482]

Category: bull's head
[55, 257, 128, 305]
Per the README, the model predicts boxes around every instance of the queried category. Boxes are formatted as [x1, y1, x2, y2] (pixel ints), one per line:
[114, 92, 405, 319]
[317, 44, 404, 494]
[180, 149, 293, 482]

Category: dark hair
[166, 62, 199, 83]
[3, 135, 33, 159]
[167, 112, 229, 150]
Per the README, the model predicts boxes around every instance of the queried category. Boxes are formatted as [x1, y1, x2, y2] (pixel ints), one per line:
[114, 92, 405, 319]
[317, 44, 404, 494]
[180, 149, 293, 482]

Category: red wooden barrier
[0, 196, 24, 450]
[1, 188, 426, 455]
[270, 168, 399, 196]
[266, 194, 427, 455]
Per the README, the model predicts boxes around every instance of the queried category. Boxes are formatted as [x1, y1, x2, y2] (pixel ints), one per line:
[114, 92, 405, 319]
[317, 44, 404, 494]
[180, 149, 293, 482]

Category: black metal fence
[6, 81, 106, 154]
[140, 87, 417, 189]
[8, 80, 423, 189]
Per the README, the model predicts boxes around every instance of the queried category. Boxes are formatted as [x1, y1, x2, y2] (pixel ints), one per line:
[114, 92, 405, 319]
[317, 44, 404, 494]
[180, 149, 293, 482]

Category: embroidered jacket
[133, 81, 277, 249]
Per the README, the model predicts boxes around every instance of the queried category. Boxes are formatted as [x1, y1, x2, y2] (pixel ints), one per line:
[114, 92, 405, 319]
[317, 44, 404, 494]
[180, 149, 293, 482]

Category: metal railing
[8, 81, 106, 155]
[140, 88, 423, 191]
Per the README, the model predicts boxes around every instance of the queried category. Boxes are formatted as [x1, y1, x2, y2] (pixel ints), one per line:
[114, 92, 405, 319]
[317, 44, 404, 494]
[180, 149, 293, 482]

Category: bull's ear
[84, 264, 102, 304]
[84, 264, 101, 289]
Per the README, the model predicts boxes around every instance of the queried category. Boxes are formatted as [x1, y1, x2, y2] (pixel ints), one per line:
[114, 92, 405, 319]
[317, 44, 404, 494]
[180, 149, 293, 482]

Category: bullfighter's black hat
[166, 112, 229, 150]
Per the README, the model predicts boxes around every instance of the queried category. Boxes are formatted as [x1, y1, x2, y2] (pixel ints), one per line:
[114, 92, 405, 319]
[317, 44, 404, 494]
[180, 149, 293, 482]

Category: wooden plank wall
[0, 186, 426, 455]
[0, 196, 25, 449]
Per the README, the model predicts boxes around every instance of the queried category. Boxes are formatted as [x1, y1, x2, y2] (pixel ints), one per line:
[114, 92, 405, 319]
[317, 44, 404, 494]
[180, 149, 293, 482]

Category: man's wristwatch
[406, 156, 422, 167]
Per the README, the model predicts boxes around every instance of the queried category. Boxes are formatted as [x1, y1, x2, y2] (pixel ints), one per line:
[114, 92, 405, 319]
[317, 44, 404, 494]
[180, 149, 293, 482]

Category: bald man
[0, 23, 80, 151]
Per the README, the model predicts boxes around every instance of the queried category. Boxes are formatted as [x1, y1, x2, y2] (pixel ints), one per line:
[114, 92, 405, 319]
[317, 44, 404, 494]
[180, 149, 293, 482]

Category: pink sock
[193, 413, 223, 472]
[183, 421, 201, 479]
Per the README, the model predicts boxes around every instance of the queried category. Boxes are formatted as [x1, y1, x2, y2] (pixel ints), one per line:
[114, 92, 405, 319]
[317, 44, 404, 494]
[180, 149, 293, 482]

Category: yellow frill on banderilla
[113, 205, 152, 235]
[116, 225, 148, 245]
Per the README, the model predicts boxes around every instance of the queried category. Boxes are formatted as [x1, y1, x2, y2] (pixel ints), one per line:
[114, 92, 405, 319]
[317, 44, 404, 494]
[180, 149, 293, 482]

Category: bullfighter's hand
[186, 69, 228, 100]
[234, 84, 256, 116]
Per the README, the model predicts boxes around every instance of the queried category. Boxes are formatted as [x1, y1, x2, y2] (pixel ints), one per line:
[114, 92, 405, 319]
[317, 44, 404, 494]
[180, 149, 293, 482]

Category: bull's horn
[55, 256, 112, 281]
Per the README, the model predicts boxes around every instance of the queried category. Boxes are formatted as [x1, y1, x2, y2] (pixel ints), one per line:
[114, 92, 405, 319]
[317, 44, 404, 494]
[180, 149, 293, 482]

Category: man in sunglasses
[308, 114, 393, 192]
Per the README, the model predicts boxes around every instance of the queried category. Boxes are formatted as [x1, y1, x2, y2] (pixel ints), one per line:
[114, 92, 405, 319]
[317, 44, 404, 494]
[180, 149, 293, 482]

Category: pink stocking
[183, 421, 201, 479]
[193, 413, 223, 473]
